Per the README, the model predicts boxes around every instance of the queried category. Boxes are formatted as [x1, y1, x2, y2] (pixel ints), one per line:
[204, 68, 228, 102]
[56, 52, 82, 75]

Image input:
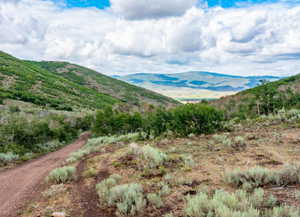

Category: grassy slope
[0, 51, 179, 111]
[211, 73, 300, 111]
[31, 61, 179, 108]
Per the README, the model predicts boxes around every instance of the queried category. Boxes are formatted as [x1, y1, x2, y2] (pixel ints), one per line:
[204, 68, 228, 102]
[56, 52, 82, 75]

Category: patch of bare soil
[0, 133, 90, 217]
[72, 153, 115, 217]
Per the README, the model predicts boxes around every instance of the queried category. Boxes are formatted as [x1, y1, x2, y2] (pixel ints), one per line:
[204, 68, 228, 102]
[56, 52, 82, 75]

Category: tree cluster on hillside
[92, 104, 224, 138]
[224, 79, 300, 119]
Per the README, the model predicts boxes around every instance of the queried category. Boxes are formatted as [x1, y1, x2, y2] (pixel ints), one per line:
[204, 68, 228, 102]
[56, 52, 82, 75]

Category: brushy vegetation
[0, 109, 91, 165]
[185, 188, 299, 217]
[92, 104, 224, 137]
[219, 76, 300, 119]
[226, 164, 300, 189]
[96, 175, 146, 217]
[47, 166, 76, 184]
[67, 133, 139, 163]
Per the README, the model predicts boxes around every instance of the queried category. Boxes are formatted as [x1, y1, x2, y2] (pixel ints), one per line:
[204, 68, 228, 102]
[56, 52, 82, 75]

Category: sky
[0, 0, 300, 76]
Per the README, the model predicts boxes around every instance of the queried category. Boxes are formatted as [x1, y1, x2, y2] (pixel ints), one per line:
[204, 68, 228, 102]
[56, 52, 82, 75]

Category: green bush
[169, 104, 224, 136]
[47, 166, 76, 184]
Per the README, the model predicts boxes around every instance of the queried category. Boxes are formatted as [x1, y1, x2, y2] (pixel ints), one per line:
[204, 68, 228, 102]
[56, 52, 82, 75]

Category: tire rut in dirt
[74, 153, 115, 217]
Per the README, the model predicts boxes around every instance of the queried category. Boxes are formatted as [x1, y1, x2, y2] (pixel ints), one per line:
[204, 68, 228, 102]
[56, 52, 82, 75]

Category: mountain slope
[118, 71, 280, 92]
[211, 73, 300, 117]
[31, 61, 179, 108]
[0, 51, 179, 111]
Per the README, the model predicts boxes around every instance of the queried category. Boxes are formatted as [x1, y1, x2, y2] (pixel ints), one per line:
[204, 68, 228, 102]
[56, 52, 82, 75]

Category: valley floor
[21, 119, 300, 217]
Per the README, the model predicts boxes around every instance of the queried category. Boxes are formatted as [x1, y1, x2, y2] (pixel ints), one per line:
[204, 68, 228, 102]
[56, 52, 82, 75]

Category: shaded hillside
[211, 73, 300, 118]
[0, 51, 179, 111]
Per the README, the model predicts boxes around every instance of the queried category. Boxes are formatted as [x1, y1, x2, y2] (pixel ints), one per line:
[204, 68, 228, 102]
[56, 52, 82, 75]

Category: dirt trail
[72, 152, 113, 217]
[0, 133, 90, 217]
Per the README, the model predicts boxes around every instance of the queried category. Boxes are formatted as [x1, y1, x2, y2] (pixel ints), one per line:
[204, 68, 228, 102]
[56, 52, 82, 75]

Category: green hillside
[31, 61, 179, 108]
[0, 51, 179, 111]
[211, 73, 300, 118]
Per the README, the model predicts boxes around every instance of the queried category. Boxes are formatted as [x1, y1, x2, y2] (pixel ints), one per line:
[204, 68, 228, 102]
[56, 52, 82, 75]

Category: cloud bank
[110, 0, 198, 19]
[0, 0, 300, 76]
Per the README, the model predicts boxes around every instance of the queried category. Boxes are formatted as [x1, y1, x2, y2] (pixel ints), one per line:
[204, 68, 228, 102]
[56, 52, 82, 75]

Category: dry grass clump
[185, 188, 299, 217]
[42, 184, 67, 198]
[226, 164, 300, 189]
[83, 168, 98, 178]
[47, 166, 76, 184]
[209, 134, 247, 151]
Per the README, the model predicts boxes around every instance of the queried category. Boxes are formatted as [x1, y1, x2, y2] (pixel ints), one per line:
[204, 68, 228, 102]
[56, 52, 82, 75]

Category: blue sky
[58, 0, 281, 9]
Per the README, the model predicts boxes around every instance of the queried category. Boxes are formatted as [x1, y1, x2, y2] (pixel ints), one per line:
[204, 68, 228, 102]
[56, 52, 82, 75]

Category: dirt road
[0, 133, 90, 217]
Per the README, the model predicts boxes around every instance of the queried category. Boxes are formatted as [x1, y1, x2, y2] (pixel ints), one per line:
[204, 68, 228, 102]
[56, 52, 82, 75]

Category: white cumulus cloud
[0, 0, 300, 77]
[110, 0, 198, 19]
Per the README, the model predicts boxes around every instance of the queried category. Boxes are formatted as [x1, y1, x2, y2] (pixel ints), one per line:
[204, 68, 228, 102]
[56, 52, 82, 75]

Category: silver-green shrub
[130, 144, 168, 169]
[108, 183, 146, 216]
[47, 166, 76, 183]
[226, 164, 300, 189]
[67, 133, 139, 163]
[185, 189, 298, 217]
[96, 175, 146, 216]
[0, 152, 19, 165]
[147, 193, 163, 208]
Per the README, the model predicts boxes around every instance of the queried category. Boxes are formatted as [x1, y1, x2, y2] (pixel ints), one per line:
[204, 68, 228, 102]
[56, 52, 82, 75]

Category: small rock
[52, 212, 66, 217]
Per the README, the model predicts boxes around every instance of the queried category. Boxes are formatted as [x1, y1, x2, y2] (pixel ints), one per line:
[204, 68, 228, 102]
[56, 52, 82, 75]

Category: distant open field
[143, 84, 237, 103]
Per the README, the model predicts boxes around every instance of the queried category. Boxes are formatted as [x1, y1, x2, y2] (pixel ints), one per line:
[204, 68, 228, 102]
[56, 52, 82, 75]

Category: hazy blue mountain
[117, 71, 280, 92]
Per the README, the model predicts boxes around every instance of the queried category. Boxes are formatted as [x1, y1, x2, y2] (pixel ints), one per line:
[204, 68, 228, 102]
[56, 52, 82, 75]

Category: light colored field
[143, 84, 237, 102]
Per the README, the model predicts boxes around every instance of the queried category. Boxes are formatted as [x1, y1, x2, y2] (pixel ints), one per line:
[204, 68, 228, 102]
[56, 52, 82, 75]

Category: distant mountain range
[117, 71, 280, 92]
[115, 71, 281, 102]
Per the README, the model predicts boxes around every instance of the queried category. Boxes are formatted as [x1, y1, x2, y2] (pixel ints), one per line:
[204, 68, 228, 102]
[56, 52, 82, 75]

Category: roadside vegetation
[0, 103, 92, 166]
